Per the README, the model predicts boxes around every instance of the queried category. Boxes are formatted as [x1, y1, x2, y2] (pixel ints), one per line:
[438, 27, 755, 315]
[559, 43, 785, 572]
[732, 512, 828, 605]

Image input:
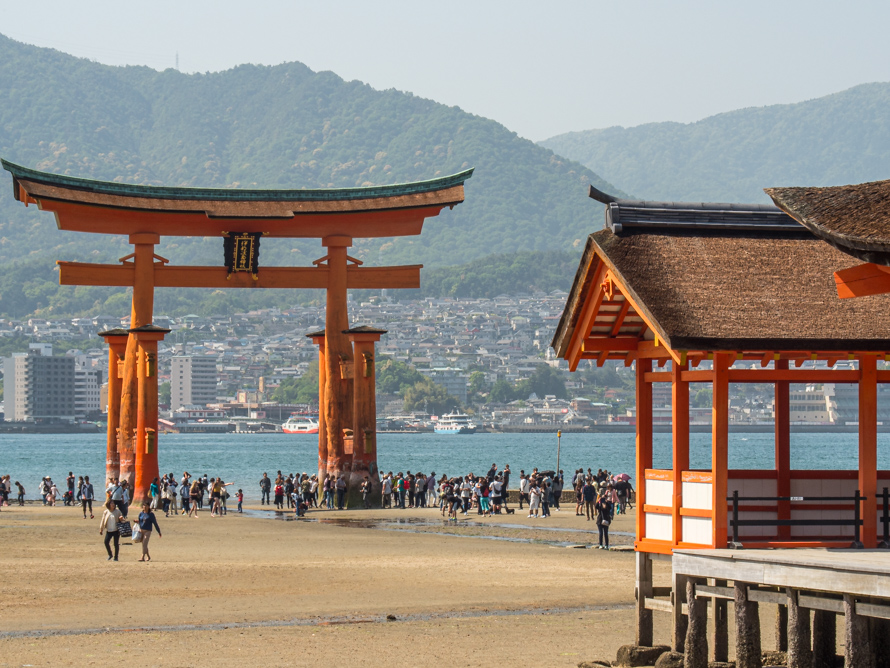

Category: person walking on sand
[16, 481, 25, 506]
[81, 476, 95, 519]
[595, 488, 614, 550]
[136, 502, 162, 561]
[99, 500, 123, 561]
[518, 473, 530, 511]
[188, 479, 201, 518]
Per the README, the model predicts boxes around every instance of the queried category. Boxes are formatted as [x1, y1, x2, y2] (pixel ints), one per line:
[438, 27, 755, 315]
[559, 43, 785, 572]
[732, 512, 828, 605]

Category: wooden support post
[131, 326, 167, 506]
[710, 578, 729, 663]
[118, 234, 157, 494]
[859, 354, 878, 548]
[712, 353, 731, 548]
[672, 571, 688, 653]
[346, 327, 385, 507]
[308, 331, 328, 485]
[636, 358, 653, 544]
[734, 582, 762, 668]
[812, 609, 836, 668]
[844, 594, 874, 668]
[787, 589, 813, 668]
[635, 551, 654, 646]
[321, 236, 354, 506]
[672, 360, 689, 546]
[685, 578, 709, 668]
[100, 330, 128, 485]
[776, 604, 789, 652]
[775, 358, 791, 539]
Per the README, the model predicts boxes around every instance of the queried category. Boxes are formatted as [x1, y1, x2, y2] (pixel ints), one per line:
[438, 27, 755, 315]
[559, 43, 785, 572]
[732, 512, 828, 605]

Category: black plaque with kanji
[223, 232, 261, 278]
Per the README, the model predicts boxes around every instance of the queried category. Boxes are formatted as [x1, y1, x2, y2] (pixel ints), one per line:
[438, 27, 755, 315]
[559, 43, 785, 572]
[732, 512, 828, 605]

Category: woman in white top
[528, 484, 542, 518]
[99, 500, 123, 561]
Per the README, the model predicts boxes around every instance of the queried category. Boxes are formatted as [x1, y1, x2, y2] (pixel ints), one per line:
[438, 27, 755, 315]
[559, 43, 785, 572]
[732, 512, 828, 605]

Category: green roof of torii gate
[1, 159, 473, 203]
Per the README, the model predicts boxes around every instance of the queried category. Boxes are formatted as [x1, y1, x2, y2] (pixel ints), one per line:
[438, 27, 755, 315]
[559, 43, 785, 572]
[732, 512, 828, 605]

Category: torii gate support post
[132, 325, 169, 506]
[307, 331, 328, 483]
[119, 234, 158, 500]
[100, 329, 129, 484]
[322, 235, 354, 491]
[346, 327, 386, 507]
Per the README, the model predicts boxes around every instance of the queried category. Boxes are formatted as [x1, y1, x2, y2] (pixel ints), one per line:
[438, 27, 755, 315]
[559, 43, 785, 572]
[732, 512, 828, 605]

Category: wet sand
[0, 502, 664, 666]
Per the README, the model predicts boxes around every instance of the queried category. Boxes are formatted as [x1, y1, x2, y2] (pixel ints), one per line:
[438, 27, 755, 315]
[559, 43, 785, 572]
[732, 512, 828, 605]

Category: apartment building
[171, 355, 218, 409]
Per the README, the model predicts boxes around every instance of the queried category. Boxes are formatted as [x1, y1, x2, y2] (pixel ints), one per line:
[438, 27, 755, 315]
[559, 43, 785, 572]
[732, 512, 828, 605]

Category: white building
[171, 355, 218, 409]
[3, 349, 75, 422]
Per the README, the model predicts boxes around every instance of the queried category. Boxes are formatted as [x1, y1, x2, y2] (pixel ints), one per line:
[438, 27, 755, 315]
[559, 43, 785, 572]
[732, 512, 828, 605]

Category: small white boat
[282, 415, 319, 434]
[434, 411, 477, 434]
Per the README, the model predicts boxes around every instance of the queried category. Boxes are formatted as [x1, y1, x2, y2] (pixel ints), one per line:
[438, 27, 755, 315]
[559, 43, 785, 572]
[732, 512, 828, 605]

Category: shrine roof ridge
[1, 159, 474, 203]
[588, 184, 802, 235]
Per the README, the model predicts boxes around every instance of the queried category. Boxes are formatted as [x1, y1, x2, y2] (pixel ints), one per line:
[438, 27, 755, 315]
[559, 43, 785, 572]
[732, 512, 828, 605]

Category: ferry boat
[434, 411, 477, 434]
[281, 415, 320, 434]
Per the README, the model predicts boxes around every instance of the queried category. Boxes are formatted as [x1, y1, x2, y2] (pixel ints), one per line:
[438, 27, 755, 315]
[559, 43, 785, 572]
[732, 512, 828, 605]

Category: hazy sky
[2, 1, 889, 141]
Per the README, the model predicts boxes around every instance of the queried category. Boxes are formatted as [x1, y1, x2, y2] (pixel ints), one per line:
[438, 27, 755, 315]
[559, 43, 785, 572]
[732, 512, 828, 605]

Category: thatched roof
[766, 180, 890, 266]
[553, 199, 890, 354]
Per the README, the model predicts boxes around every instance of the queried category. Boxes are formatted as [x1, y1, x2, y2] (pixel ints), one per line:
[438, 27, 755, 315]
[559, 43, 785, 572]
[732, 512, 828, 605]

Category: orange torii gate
[2, 159, 471, 506]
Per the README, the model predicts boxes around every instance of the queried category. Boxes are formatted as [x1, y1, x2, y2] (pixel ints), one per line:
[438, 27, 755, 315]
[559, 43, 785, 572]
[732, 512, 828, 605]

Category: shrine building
[552, 184, 890, 666]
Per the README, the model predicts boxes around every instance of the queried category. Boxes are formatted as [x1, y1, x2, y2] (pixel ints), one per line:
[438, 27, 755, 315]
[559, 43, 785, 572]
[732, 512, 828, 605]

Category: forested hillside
[540, 83, 890, 204]
[0, 34, 622, 317]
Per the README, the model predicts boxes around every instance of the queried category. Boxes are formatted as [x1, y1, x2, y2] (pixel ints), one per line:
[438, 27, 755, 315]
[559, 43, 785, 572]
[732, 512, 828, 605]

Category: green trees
[403, 378, 461, 415]
[376, 358, 426, 394]
[486, 365, 568, 403]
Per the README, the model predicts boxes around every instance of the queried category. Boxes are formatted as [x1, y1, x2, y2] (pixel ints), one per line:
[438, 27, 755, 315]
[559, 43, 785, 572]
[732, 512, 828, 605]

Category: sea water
[3, 431, 890, 501]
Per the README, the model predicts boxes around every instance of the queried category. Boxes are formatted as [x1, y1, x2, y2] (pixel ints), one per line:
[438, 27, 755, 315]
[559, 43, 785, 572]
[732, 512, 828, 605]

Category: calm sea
[3, 431, 890, 501]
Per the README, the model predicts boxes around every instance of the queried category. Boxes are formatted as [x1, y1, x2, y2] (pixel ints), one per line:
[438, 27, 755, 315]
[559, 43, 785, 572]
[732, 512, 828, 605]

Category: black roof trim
[590, 190, 804, 235]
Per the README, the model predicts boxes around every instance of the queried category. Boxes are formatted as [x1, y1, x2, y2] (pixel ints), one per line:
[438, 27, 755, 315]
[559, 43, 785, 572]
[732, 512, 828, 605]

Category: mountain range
[540, 83, 890, 204]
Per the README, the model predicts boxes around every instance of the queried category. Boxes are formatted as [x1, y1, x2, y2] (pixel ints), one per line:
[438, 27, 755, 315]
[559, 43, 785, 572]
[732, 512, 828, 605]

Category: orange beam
[582, 337, 641, 352]
[860, 354, 878, 547]
[41, 198, 434, 239]
[58, 262, 422, 290]
[567, 260, 607, 371]
[610, 299, 632, 336]
[774, 359, 791, 538]
[834, 262, 890, 298]
[636, 359, 654, 545]
[712, 353, 731, 548]
[672, 360, 690, 546]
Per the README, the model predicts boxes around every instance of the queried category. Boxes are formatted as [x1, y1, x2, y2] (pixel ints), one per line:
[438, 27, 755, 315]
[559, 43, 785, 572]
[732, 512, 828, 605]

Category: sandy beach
[0, 501, 673, 666]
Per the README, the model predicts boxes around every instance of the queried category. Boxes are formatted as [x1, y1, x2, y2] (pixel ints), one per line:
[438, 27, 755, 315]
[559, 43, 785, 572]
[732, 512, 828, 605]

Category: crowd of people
[1, 464, 635, 552]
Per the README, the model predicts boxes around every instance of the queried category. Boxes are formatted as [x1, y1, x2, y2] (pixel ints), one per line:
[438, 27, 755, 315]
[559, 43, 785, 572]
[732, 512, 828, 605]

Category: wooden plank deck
[673, 548, 890, 599]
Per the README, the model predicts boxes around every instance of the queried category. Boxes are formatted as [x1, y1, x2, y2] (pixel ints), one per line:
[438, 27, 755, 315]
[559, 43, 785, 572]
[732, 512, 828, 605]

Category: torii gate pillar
[346, 326, 386, 507]
[99, 329, 129, 485]
[131, 325, 170, 506]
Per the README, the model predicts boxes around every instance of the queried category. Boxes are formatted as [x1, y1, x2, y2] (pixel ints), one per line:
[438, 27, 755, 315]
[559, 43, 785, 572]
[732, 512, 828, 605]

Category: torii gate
[2, 159, 472, 506]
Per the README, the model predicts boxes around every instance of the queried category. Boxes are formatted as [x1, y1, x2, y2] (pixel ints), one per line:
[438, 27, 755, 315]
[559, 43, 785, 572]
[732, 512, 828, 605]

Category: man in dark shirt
[260, 473, 271, 505]
[487, 463, 497, 482]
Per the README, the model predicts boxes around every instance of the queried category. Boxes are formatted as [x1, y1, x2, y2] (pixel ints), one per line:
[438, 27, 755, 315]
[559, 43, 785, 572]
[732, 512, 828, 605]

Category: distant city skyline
[1, 1, 889, 141]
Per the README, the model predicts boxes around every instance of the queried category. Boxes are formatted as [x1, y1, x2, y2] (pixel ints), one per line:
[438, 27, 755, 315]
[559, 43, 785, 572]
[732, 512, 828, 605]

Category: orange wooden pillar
[636, 358, 653, 543]
[131, 325, 168, 505]
[774, 359, 791, 539]
[307, 330, 328, 483]
[100, 329, 129, 485]
[711, 353, 731, 548]
[858, 354, 878, 547]
[346, 326, 386, 507]
[118, 234, 158, 491]
[672, 359, 690, 544]
[321, 236, 354, 485]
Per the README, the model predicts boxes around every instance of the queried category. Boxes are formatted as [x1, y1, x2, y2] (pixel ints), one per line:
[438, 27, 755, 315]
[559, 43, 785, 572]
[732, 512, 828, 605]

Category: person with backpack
[81, 476, 95, 519]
